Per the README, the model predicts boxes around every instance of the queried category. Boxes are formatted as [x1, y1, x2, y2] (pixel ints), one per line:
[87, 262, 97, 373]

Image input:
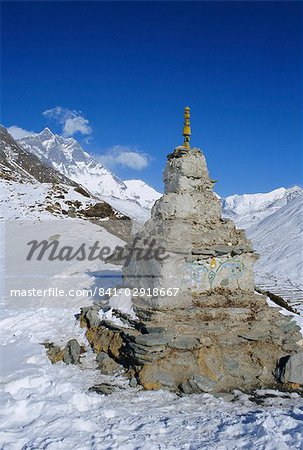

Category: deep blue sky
[1, 1, 302, 196]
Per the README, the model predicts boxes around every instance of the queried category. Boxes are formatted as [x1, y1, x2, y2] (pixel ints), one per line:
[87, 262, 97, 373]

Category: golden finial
[182, 106, 191, 150]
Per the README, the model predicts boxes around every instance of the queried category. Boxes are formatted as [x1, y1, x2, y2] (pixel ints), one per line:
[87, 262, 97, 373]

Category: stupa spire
[182, 106, 191, 150]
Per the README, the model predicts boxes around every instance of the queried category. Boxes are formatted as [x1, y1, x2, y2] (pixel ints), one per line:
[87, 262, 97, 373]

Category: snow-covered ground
[123, 179, 162, 209]
[2, 331, 303, 450]
[0, 180, 95, 221]
[1, 219, 303, 449]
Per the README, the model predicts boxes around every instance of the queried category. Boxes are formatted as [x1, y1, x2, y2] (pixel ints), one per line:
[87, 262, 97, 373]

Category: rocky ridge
[0, 126, 79, 186]
[0, 126, 131, 238]
[18, 128, 161, 213]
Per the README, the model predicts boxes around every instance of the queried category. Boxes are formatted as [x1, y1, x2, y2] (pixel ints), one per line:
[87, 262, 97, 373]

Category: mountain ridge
[0, 126, 79, 187]
[18, 128, 128, 197]
[18, 129, 161, 209]
[222, 185, 302, 229]
[247, 193, 303, 288]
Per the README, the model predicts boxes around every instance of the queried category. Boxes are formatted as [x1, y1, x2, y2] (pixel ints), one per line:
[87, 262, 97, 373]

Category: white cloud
[114, 151, 149, 170]
[7, 125, 34, 140]
[42, 106, 92, 137]
[99, 145, 150, 171]
[63, 117, 91, 137]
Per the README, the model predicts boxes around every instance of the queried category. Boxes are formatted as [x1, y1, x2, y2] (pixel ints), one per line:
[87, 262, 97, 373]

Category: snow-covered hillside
[0, 180, 91, 221]
[222, 186, 302, 229]
[221, 186, 303, 288]
[247, 194, 303, 288]
[18, 129, 161, 218]
[1, 218, 303, 449]
[123, 179, 162, 209]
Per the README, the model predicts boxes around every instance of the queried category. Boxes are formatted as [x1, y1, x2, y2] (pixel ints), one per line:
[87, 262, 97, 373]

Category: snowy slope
[222, 186, 302, 229]
[124, 179, 162, 209]
[221, 186, 303, 288]
[0, 180, 92, 221]
[18, 130, 161, 217]
[247, 193, 303, 288]
[1, 219, 303, 449]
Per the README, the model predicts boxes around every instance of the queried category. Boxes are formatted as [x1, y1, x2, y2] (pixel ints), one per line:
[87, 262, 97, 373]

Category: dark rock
[74, 186, 90, 198]
[96, 352, 121, 374]
[63, 339, 82, 364]
[144, 326, 168, 335]
[192, 249, 216, 257]
[181, 375, 217, 393]
[89, 383, 121, 395]
[134, 334, 171, 347]
[169, 336, 200, 350]
[83, 202, 117, 219]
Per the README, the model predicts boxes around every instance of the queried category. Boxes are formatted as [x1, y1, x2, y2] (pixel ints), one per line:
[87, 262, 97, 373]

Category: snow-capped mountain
[0, 126, 79, 186]
[18, 129, 161, 219]
[18, 128, 129, 198]
[221, 186, 303, 288]
[0, 127, 131, 234]
[123, 179, 162, 209]
[222, 186, 302, 229]
[247, 193, 303, 288]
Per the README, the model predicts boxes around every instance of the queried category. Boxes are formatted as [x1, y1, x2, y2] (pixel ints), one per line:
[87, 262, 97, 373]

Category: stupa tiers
[80, 108, 302, 393]
[123, 106, 257, 309]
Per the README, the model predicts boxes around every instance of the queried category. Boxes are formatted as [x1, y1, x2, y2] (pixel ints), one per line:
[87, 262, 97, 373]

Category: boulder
[63, 339, 83, 364]
[282, 352, 303, 385]
[96, 352, 121, 374]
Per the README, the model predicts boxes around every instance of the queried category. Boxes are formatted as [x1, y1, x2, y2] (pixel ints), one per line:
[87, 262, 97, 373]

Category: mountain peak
[17, 131, 162, 212]
[287, 185, 302, 194]
[222, 185, 302, 230]
[39, 127, 55, 139]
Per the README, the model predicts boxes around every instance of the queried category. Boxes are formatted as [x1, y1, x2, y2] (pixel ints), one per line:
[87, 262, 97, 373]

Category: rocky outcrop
[43, 339, 85, 365]
[80, 145, 302, 393]
[43, 184, 131, 238]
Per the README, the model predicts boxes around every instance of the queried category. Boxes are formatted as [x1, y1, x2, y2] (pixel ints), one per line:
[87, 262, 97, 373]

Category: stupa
[80, 108, 302, 393]
[123, 106, 257, 309]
